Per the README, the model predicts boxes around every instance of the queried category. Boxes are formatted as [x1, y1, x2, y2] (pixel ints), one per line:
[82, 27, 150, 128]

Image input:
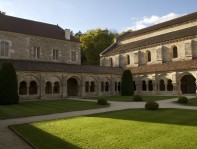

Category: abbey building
[100, 12, 197, 96]
[0, 12, 122, 100]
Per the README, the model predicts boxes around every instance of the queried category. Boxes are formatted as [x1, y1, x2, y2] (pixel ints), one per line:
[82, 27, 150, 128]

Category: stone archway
[181, 75, 196, 94]
[67, 78, 78, 96]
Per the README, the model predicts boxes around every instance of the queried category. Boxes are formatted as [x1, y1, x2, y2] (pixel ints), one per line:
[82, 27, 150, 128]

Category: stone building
[0, 12, 122, 100]
[100, 12, 197, 96]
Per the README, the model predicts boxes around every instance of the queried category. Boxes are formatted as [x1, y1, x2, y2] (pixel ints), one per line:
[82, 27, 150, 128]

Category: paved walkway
[0, 96, 197, 149]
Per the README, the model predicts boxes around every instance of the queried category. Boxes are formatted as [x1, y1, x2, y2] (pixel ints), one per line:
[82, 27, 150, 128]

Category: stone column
[40, 74, 46, 99]
[62, 76, 67, 97]
[80, 76, 86, 97]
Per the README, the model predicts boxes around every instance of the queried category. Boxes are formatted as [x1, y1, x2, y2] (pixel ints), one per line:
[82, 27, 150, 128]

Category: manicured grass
[11, 109, 197, 149]
[188, 98, 197, 106]
[0, 99, 108, 119]
[89, 95, 177, 102]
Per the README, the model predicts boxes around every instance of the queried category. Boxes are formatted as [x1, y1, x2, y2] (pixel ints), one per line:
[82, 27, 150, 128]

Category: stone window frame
[171, 45, 178, 59]
[53, 49, 59, 60]
[71, 51, 77, 62]
[33, 46, 41, 59]
[0, 41, 9, 57]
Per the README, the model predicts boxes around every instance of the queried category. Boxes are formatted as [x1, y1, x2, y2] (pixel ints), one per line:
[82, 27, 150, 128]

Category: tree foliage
[78, 29, 117, 65]
[121, 70, 134, 96]
[0, 62, 19, 105]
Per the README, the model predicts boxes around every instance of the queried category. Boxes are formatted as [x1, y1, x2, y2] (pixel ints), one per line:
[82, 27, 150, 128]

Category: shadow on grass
[87, 108, 197, 127]
[10, 124, 81, 149]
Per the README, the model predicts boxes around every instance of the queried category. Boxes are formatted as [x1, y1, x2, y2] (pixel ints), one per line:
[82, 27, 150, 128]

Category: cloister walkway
[0, 96, 197, 149]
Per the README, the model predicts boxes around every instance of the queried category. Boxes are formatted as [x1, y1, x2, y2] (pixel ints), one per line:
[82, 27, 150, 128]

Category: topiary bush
[145, 101, 159, 110]
[121, 69, 134, 96]
[97, 98, 108, 105]
[0, 62, 19, 105]
[132, 95, 143, 101]
[178, 96, 188, 104]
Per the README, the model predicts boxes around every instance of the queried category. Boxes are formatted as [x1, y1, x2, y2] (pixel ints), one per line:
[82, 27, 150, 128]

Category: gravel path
[0, 96, 197, 149]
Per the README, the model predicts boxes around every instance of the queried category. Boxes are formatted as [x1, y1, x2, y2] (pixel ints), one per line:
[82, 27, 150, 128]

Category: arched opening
[133, 81, 136, 91]
[67, 78, 78, 96]
[45, 82, 52, 94]
[53, 81, 60, 94]
[146, 51, 151, 62]
[126, 54, 130, 65]
[172, 46, 178, 58]
[167, 79, 173, 91]
[159, 79, 165, 91]
[29, 81, 38, 95]
[142, 80, 146, 91]
[109, 58, 113, 67]
[90, 81, 95, 92]
[118, 82, 121, 92]
[148, 80, 153, 91]
[105, 82, 109, 92]
[19, 81, 27, 95]
[85, 81, 89, 92]
[181, 75, 196, 94]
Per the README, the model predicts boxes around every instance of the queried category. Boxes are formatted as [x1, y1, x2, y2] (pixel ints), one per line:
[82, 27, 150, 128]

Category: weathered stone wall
[0, 31, 81, 64]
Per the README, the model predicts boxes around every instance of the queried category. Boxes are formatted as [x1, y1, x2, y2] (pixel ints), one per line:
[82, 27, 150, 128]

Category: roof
[0, 13, 79, 42]
[129, 59, 197, 75]
[118, 12, 197, 41]
[102, 25, 197, 56]
[0, 59, 122, 75]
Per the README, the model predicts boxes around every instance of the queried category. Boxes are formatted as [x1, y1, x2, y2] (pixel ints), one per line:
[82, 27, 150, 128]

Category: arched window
[101, 81, 104, 92]
[159, 79, 165, 91]
[29, 81, 37, 95]
[148, 80, 153, 91]
[0, 41, 9, 57]
[90, 81, 95, 92]
[142, 80, 147, 91]
[126, 54, 130, 65]
[53, 81, 60, 94]
[167, 79, 173, 91]
[109, 58, 113, 67]
[172, 46, 178, 58]
[45, 82, 52, 94]
[85, 81, 89, 92]
[19, 81, 27, 95]
[105, 82, 109, 92]
[147, 50, 151, 62]
[133, 81, 136, 91]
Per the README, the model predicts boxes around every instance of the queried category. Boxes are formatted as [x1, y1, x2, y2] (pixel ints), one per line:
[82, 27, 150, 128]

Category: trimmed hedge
[0, 62, 19, 105]
[145, 101, 159, 110]
[132, 95, 143, 101]
[97, 98, 108, 105]
[178, 96, 188, 104]
[121, 70, 134, 96]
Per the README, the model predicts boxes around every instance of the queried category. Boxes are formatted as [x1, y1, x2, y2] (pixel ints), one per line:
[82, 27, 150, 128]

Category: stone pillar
[97, 76, 102, 96]
[80, 76, 86, 97]
[62, 76, 67, 97]
[40, 74, 46, 99]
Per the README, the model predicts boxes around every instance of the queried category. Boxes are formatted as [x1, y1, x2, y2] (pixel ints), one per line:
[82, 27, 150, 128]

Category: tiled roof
[129, 59, 197, 75]
[0, 59, 122, 75]
[0, 14, 79, 42]
[102, 26, 197, 56]
[118, 12, 197, 41]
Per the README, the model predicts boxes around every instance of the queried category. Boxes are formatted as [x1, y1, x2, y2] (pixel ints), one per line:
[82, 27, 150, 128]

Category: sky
[0, 0, 197, 33]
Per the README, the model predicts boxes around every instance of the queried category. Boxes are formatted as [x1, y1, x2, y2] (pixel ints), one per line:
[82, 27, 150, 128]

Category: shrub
[121, 70, 134, 96]
[178, 96, 188, 104]
[132, 95, 143, 101]
[145, 101, 159, 110]
[0, 62, 19, 105]
[97, 98, 108, 105]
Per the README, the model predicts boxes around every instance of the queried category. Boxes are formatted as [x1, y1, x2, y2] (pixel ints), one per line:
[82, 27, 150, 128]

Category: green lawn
[88, 95, 177, 102]
[10, 109, 197, 149]
[188, 98, 197, 106]
[0, 99, 108, 119]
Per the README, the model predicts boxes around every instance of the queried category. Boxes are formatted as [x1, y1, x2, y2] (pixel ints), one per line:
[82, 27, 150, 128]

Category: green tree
[0, 62, 19, 105]
[121, 69, 134, 96]
[80, 29, 117, 65]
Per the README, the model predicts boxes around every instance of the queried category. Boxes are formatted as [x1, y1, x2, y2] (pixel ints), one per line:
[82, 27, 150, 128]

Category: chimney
[65, 29, 70, 40]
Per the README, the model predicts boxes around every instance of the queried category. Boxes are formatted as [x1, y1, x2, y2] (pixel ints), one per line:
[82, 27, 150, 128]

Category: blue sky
[0, 0, 196, 33]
